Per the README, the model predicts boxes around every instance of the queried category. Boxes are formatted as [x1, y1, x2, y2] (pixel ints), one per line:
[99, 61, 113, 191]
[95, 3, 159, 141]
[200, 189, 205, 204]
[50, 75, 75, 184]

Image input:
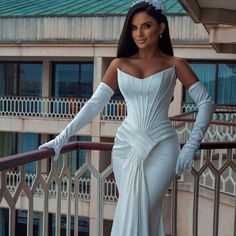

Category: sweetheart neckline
[117, 65, 175, 81]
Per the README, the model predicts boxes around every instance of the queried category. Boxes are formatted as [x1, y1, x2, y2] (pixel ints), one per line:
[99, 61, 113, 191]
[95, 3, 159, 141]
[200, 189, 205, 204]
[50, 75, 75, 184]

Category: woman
[39, 1, 215, 235]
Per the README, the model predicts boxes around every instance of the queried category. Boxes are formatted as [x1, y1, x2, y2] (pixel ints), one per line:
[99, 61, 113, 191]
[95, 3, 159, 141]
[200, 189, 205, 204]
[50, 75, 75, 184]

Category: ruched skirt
[111, 134, 180, 236]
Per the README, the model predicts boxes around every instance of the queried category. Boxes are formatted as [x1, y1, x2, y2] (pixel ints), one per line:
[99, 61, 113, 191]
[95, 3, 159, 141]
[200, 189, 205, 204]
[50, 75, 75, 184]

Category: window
[18, 133, 40, 173]
[217, 64, 236, 105]
[0, 208, 8, 236]
[0, 132, 40, 173]
[19, 64, 42, 96]
[0, 62, 42, 96]
[184, 62, 236, 106]
[0, 132, 17, 157]
[52, 62, 93, 98]
[49, 213, 89, 236]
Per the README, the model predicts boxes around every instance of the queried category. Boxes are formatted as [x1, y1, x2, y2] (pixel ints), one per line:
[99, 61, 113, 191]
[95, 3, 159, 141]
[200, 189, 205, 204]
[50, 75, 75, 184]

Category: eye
[131, 25, 137, 30]
[143, 23, 152, 29]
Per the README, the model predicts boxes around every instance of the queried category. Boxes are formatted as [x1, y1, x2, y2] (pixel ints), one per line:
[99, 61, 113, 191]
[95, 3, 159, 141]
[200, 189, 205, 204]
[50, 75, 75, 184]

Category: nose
[137, 27, 144, 37]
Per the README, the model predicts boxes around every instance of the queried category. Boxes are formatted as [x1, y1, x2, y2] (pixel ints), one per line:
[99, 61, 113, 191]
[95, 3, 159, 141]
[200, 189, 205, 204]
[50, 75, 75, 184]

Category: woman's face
[131, 11, 165, 49]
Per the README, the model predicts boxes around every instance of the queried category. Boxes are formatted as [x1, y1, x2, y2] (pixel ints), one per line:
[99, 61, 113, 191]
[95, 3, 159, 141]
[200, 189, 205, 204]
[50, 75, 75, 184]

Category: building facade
[0, 0, 236, 235]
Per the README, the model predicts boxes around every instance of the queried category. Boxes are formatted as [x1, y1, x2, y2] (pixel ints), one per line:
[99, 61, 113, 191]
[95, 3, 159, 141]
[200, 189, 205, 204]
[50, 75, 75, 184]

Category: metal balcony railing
[0, 95, 127, 120]
[1, 96, 236, 122]
[0, 95, 88, 118]
[0, 141, 235, 236]
[171, 112, 236, 197]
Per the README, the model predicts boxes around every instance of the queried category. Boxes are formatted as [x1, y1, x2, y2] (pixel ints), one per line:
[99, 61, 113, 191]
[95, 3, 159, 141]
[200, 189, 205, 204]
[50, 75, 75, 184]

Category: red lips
[136, 38, 146, 44]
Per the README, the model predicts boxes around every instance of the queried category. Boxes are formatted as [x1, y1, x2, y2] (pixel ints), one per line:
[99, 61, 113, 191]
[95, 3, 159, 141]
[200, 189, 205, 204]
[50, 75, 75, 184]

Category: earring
[159, 34, 163, 38]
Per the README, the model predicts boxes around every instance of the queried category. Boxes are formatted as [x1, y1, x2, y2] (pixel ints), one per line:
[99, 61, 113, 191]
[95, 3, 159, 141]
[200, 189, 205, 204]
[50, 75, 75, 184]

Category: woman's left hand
[175, 145, 195, 176]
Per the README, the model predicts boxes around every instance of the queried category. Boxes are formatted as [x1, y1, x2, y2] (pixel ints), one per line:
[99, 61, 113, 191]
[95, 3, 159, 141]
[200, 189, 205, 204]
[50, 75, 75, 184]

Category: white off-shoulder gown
[110, 66, 180, 236]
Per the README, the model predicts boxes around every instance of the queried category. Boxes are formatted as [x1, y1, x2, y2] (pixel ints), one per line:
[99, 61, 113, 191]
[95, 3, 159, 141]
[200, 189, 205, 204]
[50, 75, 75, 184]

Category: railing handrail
[214, 111, 236, 114]
[170, 117, 236, 127]
[169, 111, 195, 119]
[0, 141, 236, 172]
[0, 141, 113, 171]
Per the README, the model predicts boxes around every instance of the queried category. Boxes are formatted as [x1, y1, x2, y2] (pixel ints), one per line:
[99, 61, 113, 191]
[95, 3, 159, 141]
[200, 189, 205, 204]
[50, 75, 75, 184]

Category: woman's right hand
[38, 133, 68, 160]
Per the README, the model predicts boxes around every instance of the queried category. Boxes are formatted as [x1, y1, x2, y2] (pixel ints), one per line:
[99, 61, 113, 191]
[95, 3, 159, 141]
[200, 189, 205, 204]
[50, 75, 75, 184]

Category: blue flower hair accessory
[131, 0, 166, 15]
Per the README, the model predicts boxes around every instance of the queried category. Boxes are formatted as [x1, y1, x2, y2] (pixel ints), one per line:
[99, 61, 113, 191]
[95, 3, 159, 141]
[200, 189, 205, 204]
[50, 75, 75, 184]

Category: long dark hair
[117, 1, 173, 58]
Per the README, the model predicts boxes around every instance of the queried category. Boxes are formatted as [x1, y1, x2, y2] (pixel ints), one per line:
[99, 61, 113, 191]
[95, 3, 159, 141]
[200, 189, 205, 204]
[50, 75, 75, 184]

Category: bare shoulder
[170, 56, 188, 68]
[171, 56, 199, 88]
[102, 58, 123, 92]
[110, 57, 123, 68]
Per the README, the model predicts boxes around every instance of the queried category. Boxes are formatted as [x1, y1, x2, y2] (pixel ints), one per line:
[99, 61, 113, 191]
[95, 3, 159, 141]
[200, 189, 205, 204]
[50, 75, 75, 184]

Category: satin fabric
[111, 66, 180, 236]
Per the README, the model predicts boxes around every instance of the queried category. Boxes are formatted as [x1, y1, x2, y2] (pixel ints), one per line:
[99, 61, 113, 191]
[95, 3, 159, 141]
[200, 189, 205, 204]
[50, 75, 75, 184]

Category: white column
[41, 60, 51, 175]
[89, 56, 104, 236]
[42, 60, 51, 98]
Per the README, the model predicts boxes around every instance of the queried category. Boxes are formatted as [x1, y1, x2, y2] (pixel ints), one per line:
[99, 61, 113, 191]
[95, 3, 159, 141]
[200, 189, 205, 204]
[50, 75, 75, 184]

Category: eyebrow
[131, 21, 152, 26]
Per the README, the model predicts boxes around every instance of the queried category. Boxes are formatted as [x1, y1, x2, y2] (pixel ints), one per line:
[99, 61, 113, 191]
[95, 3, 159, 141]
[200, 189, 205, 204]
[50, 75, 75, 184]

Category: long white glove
[39, 82, 114, 160]
[175, 81, 215, 176]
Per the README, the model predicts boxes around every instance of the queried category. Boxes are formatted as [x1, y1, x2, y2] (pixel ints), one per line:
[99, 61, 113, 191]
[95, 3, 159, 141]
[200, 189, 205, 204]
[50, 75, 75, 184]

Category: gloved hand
[175, 81, 215, 176]
[176, 145, 196, 175]
[39, 82, 114, 160]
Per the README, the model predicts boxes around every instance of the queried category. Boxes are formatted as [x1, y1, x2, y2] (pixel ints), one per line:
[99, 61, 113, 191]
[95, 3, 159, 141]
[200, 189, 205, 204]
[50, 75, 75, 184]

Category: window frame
[51, 61, 94, 98]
